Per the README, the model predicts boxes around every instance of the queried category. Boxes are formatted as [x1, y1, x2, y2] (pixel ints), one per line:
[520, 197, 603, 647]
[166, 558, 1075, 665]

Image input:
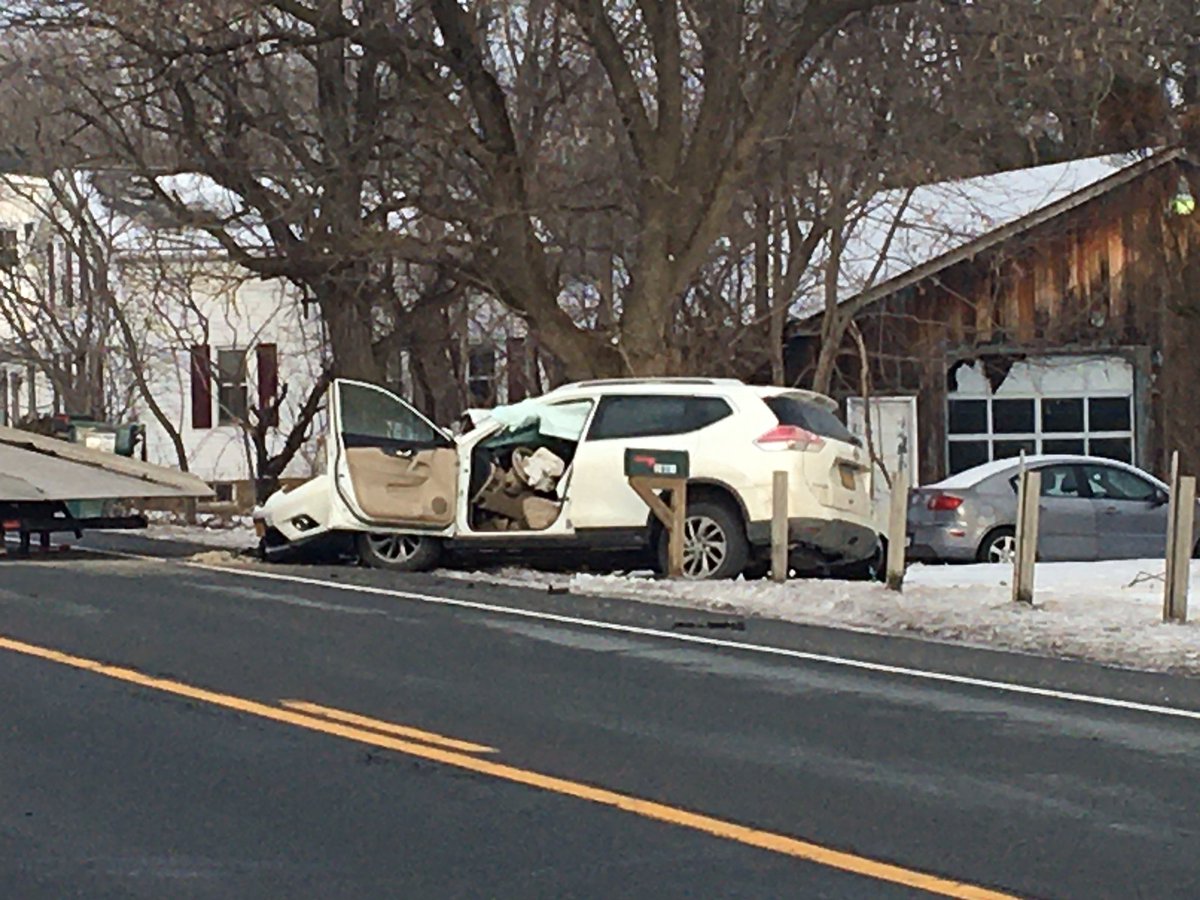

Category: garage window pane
[948, 400, 987, 434]
[1042, 438, 1086, 455]
[1088, 437, 1132, 463]
[992, 399, 1034, 434]
[1089, 397, 1131, 431]
[948, 440, 989, 473]
[994, 439, 1036, 460]
[1042, 398, 1084, 433]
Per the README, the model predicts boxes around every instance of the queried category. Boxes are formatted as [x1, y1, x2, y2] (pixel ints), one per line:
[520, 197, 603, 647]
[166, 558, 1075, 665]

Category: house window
[468, 345, 496, 405]
[211, 482, 235, 503]
[0, 228, 18, 270]
[216, 348, 249, 425]
[946, 357, 1135, 474]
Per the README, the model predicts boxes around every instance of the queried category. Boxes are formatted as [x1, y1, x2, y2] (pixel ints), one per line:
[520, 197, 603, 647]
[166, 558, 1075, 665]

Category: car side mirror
[1153, 488, 1169, 508]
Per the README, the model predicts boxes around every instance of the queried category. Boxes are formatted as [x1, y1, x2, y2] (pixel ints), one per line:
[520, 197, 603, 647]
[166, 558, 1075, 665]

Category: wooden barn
[786, 148, 1200, 486]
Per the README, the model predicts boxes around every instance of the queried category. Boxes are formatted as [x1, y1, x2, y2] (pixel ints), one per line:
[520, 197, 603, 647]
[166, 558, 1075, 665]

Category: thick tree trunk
[318, 278, 384, 383]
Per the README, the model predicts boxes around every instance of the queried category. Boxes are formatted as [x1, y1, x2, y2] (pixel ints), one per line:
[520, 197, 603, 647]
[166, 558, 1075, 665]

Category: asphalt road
[4, 540, 1200, 898]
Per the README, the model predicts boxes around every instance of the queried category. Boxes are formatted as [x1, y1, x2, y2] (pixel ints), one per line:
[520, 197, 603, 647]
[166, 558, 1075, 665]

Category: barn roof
[793, 147, 1188, 323]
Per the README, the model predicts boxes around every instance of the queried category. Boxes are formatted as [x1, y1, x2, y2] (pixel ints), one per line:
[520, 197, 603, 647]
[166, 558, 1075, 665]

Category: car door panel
[1037, 497, 1097, 560]
[331, 379, 458, 529]
[1082, 464, 1168, 559]
[568, 394, 733, 531]
[343, 445, 457, 526]
[1093, 501, 1167, 558]
[1033, 464, 1097, 561]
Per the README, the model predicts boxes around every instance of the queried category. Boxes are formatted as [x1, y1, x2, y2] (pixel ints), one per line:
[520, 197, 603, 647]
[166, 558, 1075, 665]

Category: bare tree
[3, 0, 1194, 390]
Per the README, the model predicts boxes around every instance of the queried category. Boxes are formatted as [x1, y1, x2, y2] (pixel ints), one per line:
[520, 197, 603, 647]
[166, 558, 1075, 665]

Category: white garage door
[946, 355, 1135, 474]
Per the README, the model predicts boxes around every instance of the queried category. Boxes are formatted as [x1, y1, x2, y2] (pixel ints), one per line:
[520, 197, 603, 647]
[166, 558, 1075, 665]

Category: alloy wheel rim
[988, 534, 1017, 564]
[369, 534, 422, 562]
[682, 515, 728, 579]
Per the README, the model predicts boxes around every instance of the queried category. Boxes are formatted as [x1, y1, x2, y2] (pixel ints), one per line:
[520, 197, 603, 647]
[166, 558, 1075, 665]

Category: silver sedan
[906, 455, 1198, 563]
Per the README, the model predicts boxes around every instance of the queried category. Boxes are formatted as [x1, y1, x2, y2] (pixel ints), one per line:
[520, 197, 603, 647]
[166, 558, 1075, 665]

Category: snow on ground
[438, 561, 1200, 675]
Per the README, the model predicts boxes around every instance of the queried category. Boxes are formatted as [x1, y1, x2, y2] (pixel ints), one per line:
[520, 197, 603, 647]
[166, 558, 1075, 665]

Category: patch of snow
[445, 560, 1200, 675]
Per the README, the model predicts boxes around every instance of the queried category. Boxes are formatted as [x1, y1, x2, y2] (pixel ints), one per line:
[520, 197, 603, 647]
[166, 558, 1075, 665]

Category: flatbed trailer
[0, 425, 212, 556]
[0, 500, 148, 555]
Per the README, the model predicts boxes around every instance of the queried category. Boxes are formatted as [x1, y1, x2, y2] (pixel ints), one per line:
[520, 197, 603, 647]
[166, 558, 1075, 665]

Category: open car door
[331, 380, 458, 529]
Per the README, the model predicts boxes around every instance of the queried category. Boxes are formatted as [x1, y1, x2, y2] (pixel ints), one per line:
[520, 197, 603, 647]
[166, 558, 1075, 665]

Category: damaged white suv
[255, 378, 877, 580]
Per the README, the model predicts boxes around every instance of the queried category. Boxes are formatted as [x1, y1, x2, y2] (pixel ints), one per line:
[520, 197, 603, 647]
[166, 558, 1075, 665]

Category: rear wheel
[658, 499, 749, 580]
[977, 527, 1017, 564]
[357, 532, 442, 572]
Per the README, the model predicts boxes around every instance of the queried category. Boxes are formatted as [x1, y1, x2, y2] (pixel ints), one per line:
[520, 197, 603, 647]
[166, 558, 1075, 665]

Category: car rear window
[587, 395, 732, 440]
[764, 394, 860, 446]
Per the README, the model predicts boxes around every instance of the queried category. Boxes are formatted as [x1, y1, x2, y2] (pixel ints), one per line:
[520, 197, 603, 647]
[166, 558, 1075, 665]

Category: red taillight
[927, 493, 964, 511]
[755, 424, 825, 451]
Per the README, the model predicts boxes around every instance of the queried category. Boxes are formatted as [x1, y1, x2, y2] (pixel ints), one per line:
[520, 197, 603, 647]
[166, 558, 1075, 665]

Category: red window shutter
[190, 345, 212, 429]
[256, 343, 279, 427]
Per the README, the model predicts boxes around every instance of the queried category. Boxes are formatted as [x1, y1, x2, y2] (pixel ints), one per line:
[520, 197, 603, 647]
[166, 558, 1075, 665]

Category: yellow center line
[280, 699, 496, 754]
[0, 633, 1018, 900]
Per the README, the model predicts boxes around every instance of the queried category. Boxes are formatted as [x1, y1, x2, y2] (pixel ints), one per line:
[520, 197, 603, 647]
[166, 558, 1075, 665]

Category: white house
[0, 171, 328, 495]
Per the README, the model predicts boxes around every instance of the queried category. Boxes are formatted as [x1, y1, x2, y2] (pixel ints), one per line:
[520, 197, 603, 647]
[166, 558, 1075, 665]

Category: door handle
[1102, 505, 1119, 515]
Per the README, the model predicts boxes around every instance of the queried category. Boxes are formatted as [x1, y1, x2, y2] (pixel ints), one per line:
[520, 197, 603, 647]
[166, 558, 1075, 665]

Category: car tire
[658, 498, 749, 580]
[977, 527, 1017, 564]
[356, 532, 442, 572]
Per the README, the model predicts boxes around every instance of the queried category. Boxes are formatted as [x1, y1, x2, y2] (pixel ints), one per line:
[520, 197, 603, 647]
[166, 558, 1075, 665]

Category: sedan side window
[587, 395, 732, 441]
[1037, 465, 1087, 499]
[1082, 465, 1157, 502]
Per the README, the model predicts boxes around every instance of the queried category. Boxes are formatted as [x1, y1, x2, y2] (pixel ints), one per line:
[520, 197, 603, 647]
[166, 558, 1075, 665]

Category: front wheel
[357, 532, 442, 572]
[977, 528, 1017, 564]
[657, 499, 749, 580]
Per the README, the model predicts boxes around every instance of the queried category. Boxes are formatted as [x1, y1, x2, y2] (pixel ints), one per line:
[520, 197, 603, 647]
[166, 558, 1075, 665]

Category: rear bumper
[747, 516, 877, 563]
[905, 525, 979, 562]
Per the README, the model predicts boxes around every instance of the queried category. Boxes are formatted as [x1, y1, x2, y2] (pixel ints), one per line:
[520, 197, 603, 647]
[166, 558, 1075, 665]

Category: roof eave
[794, 147, 1189, 329]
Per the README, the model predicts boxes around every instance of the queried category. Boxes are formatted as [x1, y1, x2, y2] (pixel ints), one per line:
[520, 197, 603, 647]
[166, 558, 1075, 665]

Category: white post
[886, 467, 909, 592]
[771, 470, 788, 583]
[1012, 467, 1041, 605]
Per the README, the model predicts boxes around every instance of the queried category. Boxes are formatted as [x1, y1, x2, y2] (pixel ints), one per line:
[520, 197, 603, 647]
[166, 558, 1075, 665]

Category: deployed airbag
[488, 400, 589, 441]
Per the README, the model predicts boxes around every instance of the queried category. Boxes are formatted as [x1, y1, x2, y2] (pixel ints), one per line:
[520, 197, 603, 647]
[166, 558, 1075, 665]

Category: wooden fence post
[1012, 468, 1041, 605]
[771, 471, 788, 583]
[886, 467, 909, 592]
[1164, 450, 1194, 623]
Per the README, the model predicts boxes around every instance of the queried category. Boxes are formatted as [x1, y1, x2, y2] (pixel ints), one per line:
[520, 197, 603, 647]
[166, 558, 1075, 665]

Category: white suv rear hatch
[756, 391, 871, 515]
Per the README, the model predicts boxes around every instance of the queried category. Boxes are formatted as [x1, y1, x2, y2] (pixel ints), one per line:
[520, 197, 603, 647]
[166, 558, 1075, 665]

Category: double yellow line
[0, 634, 1017, 899]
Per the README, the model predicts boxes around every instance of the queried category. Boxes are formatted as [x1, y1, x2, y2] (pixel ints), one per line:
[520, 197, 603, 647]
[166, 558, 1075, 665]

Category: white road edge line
[52, 542, 1200, 723]
[176, 559, 1200, 723]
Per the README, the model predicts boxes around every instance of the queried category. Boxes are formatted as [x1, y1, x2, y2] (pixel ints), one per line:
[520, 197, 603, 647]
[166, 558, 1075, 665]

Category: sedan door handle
[1102, 505, 1119, 515]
